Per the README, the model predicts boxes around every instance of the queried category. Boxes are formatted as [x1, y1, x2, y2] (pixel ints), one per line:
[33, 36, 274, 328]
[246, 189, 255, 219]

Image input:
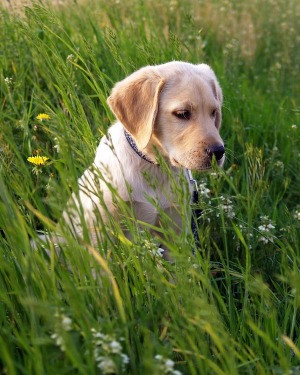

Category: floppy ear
[107, 67, 165, 150]
[197, 64, 223, 129]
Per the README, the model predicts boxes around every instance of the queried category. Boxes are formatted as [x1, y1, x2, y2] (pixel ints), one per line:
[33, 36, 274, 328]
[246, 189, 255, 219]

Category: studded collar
[123, 129, 157, 165]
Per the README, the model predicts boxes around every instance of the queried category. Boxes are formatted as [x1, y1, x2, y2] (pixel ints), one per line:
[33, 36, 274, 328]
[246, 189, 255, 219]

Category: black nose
[206, 145, 225, 161]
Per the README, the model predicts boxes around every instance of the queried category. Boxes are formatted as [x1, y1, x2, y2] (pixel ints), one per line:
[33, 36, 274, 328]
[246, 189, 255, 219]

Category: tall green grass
[0, 0, 299, 373]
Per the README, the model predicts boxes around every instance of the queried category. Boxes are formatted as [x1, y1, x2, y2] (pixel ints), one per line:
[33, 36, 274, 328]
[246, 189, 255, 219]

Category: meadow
[0, 0, 299, 373]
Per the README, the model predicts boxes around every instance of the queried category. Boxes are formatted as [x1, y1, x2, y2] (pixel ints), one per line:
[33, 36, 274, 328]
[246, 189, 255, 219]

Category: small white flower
[155, 355, 181, 374]
[67, 54, 74, 62]
[110, 340, 122, 354]
[93, 331, 105, 340]
[121, 353, 130, 364]
[199, 182, 210, 198]
[258, 225, 267, 232]
[61, 315, 72, 331]
[4, 77, 13, 86]
[274, 160, 283, 169]
[291, 124, 297, 130]
[165, 359, 175, 371]
[210, 172, 219, 178]
[260, 215, 269, 221]
[219, 196, 235, 219]
[97, 356, 116, 374]
[257, 215, 276, 244]
[54, 137, 60, 153]
[294, 210, 300, 221]
[51, 333, 66, 351]
[258, 236, 270, 244]
[91, 328, 129, 372]
[275, 62, 282, 70]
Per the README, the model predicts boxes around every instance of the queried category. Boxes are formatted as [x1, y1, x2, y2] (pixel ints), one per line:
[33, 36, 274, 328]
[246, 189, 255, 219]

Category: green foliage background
[0, 0, 299, 373]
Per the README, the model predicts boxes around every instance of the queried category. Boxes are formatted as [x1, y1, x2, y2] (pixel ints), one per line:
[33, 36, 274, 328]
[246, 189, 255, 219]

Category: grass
[0, 0, 299, 373]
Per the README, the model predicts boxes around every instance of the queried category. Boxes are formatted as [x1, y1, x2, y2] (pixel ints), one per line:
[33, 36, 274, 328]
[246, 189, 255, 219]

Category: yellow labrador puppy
[63, 61, 225, 245]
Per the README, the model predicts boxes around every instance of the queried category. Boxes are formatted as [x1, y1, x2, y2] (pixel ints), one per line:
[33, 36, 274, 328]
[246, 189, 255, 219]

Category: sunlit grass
[0, 0, 299, 374]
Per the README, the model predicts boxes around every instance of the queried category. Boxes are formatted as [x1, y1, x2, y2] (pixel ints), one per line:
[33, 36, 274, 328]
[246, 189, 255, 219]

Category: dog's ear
[107, 67, 165, 150]
[197, 64, 223, 129]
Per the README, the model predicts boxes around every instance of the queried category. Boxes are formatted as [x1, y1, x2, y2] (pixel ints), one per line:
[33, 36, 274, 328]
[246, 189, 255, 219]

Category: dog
[62, 61, 225, 251]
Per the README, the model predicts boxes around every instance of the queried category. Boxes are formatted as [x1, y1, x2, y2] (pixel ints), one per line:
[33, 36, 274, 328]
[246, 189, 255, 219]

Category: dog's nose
[206, 144, 225, 161]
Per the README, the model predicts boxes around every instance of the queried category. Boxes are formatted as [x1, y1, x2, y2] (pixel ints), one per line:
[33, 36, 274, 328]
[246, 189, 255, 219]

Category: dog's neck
[123, 129, 158, 165]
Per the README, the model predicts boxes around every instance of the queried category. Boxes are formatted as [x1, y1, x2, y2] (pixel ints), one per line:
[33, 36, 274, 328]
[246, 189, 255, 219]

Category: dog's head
[107, 61, 225, 170]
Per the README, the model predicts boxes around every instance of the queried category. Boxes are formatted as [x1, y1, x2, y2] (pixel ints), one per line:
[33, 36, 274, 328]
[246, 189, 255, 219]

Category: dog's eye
[211, 108, 217, 118]
[173, 110, 191, 120]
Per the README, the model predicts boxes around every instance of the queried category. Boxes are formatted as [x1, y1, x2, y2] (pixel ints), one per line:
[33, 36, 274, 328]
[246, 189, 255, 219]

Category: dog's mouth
[171, 157, 182, 168]
[171, 156, 225, 171]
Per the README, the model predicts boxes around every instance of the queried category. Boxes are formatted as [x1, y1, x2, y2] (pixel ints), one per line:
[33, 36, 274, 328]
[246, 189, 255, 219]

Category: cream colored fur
[62, 61, 224, 245]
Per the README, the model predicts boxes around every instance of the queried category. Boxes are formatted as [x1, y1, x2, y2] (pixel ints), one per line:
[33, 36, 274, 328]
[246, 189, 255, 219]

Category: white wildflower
[97, 356, 116, 374]
[210, 172, 219, 179]
[61, 315, 72, 331]
[91, 328, 129, 372]
[199, 182, 210, 198]
[257, 216, 276, 244]
[274, 160, 283, 169]
[258, 225, 267, 232]
[51, 333, 66, 351]
[219, 196, 235, 219]
[67, 54, 75, 62]
[91, 328, 105, 339]
[51, 312, 72, 351]
[260, 215, 269, 221]
[275, 62, 282, 70]
[121, 353, 130, 365]
[110, 340, 122, 354]
[294, 208, 300, 221]
[54, 137, 60, 153]
[4, 77, 13, 87]
[165, 359, 175, 371]
[258, 236, 271, 244]
[155, 354, 181, 374]
[291, 124, 297, 130]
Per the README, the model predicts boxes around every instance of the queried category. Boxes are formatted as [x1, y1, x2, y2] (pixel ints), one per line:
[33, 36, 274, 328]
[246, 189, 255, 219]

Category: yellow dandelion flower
[27, 156, 49, 165]
[36, 113, 51, 121]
